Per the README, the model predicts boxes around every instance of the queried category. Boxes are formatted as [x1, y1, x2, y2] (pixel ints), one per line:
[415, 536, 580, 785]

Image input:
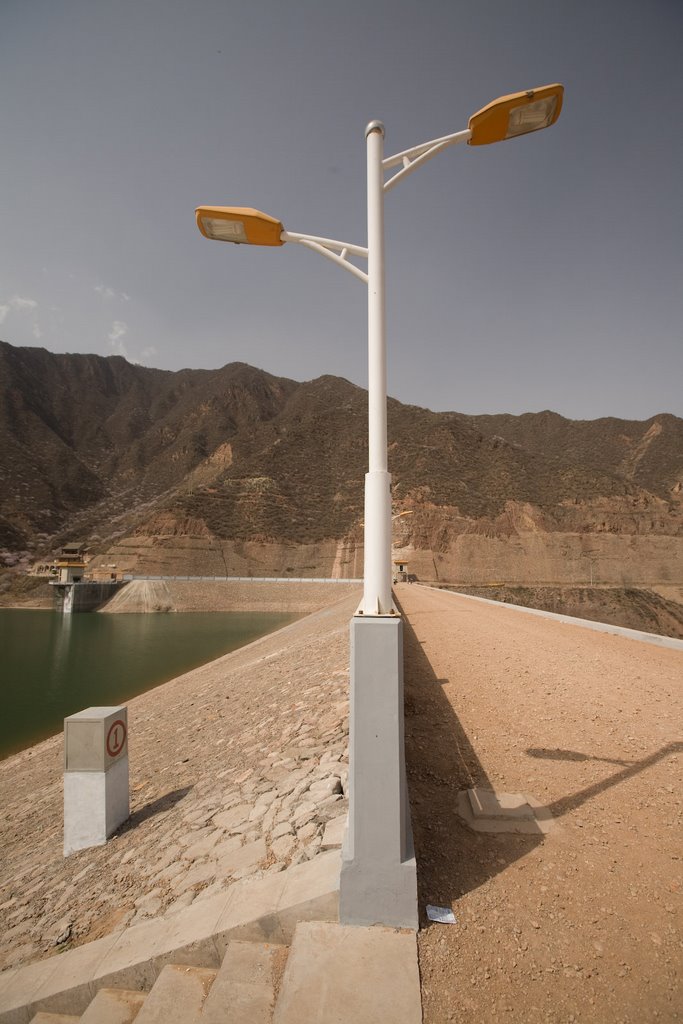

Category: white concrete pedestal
[340, 615, 418, 929]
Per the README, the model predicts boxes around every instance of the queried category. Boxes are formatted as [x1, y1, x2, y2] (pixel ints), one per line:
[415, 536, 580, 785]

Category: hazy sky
[1, 0, 681, 420]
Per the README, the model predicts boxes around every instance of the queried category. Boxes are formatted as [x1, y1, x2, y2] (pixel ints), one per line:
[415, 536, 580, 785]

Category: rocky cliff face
[1, 340, 681, 584]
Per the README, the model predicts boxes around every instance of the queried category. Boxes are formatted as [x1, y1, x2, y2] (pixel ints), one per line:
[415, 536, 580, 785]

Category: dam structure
[51, 579, 126, 614]
[0, 583, 681, 1023]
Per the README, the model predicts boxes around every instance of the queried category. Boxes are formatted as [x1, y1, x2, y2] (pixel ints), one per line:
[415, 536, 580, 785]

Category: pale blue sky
[1, 0, 681, 419]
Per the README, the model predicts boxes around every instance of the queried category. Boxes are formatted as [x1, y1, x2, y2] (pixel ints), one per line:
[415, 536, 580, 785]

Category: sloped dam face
[99, 579, 174, 613]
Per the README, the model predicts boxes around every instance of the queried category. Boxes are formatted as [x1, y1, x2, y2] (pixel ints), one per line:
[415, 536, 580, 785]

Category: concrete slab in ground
[457, 788, 556, 835]
[273, 921, 421, 1024]
[469, 789, 534, 820]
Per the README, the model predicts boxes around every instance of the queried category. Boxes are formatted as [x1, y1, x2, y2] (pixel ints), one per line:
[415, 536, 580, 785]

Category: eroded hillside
[1, 340, 681, 587]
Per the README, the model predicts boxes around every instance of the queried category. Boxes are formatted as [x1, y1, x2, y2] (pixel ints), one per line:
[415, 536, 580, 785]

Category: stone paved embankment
[101, 579, 360, 614]
[0, 588, 360, 974]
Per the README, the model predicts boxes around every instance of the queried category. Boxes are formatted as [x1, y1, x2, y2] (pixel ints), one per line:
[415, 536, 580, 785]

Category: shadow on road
[398, 597, 543, 926]
[527, 742, 683, 818]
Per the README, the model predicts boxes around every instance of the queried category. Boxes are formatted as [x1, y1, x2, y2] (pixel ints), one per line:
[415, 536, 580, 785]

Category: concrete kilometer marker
[63, 705, 130, 856]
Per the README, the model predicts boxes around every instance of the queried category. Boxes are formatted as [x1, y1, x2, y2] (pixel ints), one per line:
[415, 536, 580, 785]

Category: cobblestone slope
[0, 590, 359, 973]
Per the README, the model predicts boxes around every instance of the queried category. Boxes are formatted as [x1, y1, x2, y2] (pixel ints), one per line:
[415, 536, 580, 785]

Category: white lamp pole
[194, 83, 564, 930]
[337, 120, 416, 930]
[363, 120, 393, 617]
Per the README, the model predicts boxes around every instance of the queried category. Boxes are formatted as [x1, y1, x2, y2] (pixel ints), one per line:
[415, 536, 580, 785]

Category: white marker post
[63, 706, 130, 856]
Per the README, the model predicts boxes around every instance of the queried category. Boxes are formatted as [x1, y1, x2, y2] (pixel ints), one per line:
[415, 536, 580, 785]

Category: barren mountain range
[1, 340, 682, 599]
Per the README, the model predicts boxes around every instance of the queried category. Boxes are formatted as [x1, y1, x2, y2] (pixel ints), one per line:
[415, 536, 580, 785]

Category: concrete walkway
[424, 583, 683, 651]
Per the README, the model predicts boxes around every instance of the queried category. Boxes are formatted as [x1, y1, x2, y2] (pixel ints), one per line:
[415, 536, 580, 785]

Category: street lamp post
[195, 84, 564, 930]
[364, 120, 392, 617]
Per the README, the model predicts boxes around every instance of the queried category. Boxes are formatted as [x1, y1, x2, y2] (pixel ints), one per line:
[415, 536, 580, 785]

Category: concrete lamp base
[340, 614, 418, 930]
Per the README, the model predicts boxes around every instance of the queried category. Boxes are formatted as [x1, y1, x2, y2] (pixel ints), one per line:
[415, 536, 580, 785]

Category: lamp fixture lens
[201, 217, 248, 243]
[506, 96, 558, 138]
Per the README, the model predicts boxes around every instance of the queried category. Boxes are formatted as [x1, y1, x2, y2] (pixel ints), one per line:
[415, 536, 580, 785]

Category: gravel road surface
[399, 583, 682, 1024]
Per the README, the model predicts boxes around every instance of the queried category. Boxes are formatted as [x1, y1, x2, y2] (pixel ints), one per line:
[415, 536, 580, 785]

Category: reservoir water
[0, 609, 296, 761]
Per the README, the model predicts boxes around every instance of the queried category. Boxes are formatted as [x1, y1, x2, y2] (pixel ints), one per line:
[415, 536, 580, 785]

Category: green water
[0, 609, 295, 760]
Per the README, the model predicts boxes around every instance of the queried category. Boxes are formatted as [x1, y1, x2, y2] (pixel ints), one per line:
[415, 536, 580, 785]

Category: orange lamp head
[468, 84, 564, 146]
[195, 206, 284, 246]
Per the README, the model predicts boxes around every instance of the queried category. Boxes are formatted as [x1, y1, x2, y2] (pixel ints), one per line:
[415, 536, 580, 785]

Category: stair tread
[200, 941, 284, 1024]
[80, 987, 147, 1023]
[134, 965, 217, 1024]
[273, 921, 422, 1024]
[28, 1015, 81, 1024]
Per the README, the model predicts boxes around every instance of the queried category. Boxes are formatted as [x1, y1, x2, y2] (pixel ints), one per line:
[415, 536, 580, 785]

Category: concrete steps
[200, 940, 281, 1024]
[2, 851, 340, 1024]
[79, 988, 147, 1023]
[26, 924, 421, 1024]
[273, 922, 421, 1024]
[7, 852, 421, 1024]
[30, 988, 147, 1023]
[133, 965, 217, 1023]
[27, 1016, 80, 1024]
[27, 942, 280, 1024]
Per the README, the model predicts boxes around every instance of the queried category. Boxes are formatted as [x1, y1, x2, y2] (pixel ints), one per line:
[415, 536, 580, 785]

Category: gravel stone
[271, 820, 294, 840]
[270, 834, 297, 861]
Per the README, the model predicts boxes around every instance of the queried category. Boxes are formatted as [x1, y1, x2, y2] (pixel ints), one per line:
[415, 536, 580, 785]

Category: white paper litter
[426, 904, 457, 924]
